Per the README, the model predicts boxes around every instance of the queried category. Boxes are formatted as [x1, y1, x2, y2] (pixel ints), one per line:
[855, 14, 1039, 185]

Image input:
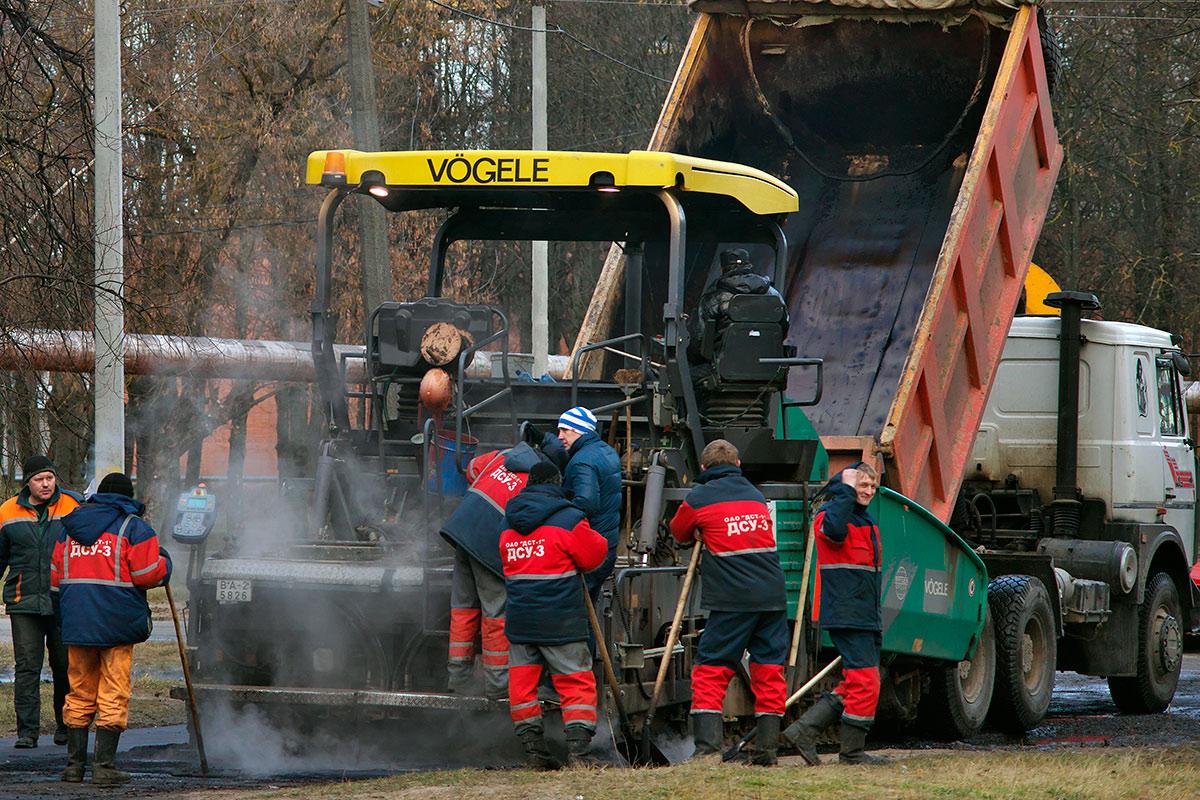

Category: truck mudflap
[875, 487, 988, 662]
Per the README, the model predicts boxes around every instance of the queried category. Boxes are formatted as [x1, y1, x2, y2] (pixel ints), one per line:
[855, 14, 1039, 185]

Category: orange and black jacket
[669, 464, 786, 612]
[813, 477, 882, 631]
[0, 486, 82, 615]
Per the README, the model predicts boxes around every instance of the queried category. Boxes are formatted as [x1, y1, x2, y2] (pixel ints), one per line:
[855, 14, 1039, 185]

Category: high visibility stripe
[819, 563, 879, 573]
[507, 570, 578, 581]
[130, 558, 164, 577]
[60, 577, 136, 588]
[510, 699, 540, 711]
[113, 516, 131, 577]
[710, 545, 778, 557]
[467, 486, 506, 514]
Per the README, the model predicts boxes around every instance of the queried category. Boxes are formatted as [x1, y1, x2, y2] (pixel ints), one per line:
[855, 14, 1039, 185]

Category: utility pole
[531, 5, 549, 377]
[94, 0, 124, 484]
[347, 0, 390, 320]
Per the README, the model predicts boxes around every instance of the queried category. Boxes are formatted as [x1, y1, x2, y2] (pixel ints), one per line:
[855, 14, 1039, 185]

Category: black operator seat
[372, 298, 495, 374]
[712, 293, 790, 384]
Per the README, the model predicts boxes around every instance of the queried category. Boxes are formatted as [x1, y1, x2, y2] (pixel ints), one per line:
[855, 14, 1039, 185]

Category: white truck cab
[974, 316, 1197, 563]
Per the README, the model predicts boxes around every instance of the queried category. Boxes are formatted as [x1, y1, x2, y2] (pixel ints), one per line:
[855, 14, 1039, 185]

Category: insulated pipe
[0, 329, 569, 383]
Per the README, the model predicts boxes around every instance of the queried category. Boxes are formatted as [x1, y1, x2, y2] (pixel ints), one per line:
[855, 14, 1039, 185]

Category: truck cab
[973, 316, 1196, 551]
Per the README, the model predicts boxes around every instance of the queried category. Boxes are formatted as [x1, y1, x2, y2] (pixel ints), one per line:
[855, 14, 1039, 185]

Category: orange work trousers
[63, 644, 134, 730]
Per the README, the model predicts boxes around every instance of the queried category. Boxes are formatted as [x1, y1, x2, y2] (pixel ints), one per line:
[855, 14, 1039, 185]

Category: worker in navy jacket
[782, 462, 886, 766]
[525, 406, 621, 601]
[50, 472, 171, 785]
[440, 442, 544, 699]
[670, 439, 787, 766]
[499, 461, 608, 770]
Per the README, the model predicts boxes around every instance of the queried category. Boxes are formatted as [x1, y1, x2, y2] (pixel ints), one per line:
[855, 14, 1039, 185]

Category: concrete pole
[94, 0, 125, 483]
[531, 5, 549, 376]
[347, 0, 390, 320]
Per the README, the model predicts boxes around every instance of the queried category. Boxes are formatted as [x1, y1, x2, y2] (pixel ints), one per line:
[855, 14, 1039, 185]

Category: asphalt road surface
[3, 654, 1200, 798]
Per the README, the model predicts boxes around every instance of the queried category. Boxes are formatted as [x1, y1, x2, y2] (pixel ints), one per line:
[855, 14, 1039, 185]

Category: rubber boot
[518, 729, 561, 771]
[60, 727, 89, 782]
[781, 692, 842, 766]
[565, 727, 600, 768]
[838, 722, 888, 765]
[750, 714, 780, 767]
[91, 727, 131, 786]
[690, 713, 724, 763]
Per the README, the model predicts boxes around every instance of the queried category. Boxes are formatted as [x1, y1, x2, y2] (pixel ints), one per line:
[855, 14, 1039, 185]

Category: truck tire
[988, 575, 1056, 733]
[919, 605, 995, 739]
[1107, 572, 1183, 714]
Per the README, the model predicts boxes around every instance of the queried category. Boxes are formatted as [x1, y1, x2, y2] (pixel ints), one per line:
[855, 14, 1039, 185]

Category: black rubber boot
[781, 692, 842, 766]
[838, 722, 888, 765]
[750, 714, 780, 766]
[91, 728, 131, 786]
[60, 727, 89, 782]
[690, 713, 724, 762]
[565, 727, 599, 768]
[518, 729, 561, 771]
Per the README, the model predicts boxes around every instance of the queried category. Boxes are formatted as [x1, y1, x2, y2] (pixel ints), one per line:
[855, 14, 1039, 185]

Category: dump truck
[564, 0, 1197, 738]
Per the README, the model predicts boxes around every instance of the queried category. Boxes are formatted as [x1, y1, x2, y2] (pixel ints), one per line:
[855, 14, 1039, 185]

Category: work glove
[521, 421, 544, 447]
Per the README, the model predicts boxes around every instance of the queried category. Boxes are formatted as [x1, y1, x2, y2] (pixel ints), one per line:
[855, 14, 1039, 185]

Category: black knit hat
[719, 248, 751, 272]
[98, 472, 135, 498]
[22, 455, 55, 483]
[528, 461, 561, 486]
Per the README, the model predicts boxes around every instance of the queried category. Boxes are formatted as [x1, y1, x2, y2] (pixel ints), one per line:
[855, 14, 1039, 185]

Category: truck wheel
[988, 575, 1056, 733]
[1107, 572, 1183, 714]
[919, 606, 995, 739]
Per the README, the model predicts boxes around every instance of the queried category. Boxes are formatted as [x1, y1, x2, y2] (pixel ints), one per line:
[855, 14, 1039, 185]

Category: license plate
[216, 579, 251, 604]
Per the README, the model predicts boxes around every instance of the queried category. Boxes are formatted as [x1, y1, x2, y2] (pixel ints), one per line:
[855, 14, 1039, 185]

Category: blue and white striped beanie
[558, 406, 598, 434]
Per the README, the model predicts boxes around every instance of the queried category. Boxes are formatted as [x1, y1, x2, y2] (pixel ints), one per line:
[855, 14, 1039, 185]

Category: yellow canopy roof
[305, 149, 798, 217]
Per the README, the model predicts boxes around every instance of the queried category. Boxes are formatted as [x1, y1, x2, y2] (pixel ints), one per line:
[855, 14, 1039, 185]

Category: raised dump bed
[578, 1, 1062, 523]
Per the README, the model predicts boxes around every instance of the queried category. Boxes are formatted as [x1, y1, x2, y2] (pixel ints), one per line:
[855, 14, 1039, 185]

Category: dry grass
[187, 748, 1200, 800]
[0, 676, 186, 736]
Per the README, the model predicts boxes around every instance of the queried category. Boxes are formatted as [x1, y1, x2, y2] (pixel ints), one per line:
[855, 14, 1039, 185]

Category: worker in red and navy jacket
[782, 462, 886, 766]
[670, 439, 787, 767]
[499, 461, 608, 770]
[440, 442, 545, 700]
[50, 472, 171, 785]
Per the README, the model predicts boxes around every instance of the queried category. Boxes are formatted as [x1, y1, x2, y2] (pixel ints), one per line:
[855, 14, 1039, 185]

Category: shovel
[580, 575, 668, 766]
[640, 541, 702, 761]
[722, 656, 843, 761]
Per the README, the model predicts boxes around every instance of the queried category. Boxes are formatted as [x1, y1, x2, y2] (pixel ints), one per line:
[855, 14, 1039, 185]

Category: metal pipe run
[0, 329, 569, 383]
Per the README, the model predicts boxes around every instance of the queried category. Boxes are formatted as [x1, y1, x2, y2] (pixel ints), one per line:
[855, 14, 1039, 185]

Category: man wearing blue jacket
[525, 407, 621, 601]
[670, 439, 788, 766]
[51, 473, 172, 785]
[440, 442, 544, 699]
[781, 462, 886, 766]
[499, 462, 608, 769]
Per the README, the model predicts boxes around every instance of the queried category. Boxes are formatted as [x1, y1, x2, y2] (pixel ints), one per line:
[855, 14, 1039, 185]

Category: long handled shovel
[580, 575, 668, 766]
[784, 519, 818, 696]
[722, 656, 843, 761]
[166, 584, 208, 774]
[640, 541, 702, 760]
